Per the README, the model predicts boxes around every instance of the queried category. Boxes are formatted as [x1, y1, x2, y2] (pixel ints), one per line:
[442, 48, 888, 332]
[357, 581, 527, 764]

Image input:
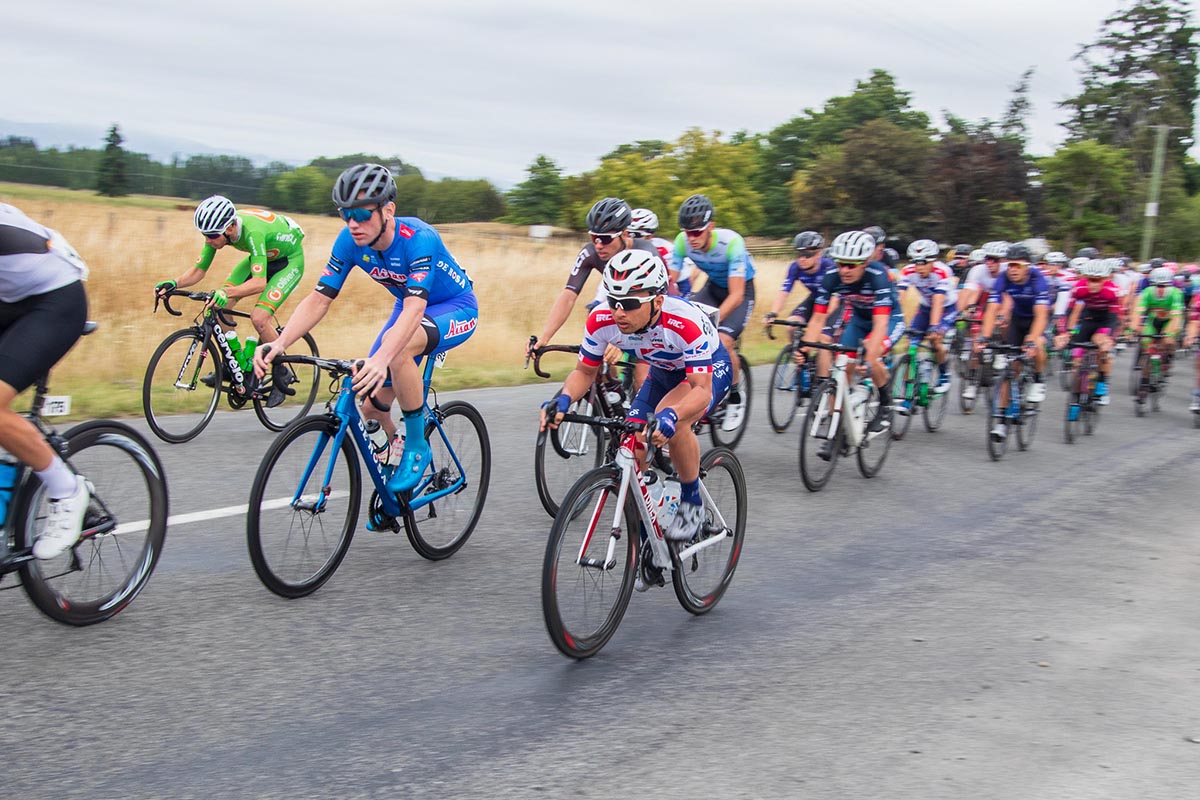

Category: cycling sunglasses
[608, 295, 655, 311]
[685, 228, 709, 237]
[835, 260, 865, 270]
[203, 232, 224, 240]
[589, 232, 622, 246]
[796, 249, 818, 258]
[339, 206, 376, 223]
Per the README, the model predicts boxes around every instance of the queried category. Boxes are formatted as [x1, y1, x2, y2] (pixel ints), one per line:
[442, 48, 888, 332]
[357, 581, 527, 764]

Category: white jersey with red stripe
[896, 261, 957, 307]
[580, 295, 720, 374]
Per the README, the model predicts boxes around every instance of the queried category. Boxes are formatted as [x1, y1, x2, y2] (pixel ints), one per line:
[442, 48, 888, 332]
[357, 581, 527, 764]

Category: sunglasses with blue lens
[338, 206, 376, 223]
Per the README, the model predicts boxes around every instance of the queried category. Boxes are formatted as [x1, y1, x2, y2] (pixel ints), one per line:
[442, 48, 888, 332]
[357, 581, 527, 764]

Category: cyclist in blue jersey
[798, 230, 903, 453]
[763, 231, 834, 328]
[672, 194, 754, 431]
[255, 164, 478, 494]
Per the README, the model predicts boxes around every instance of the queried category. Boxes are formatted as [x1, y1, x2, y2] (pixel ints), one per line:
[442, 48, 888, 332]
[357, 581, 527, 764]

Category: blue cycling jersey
[671, 228, 756, 288]
[989, 267, 1051, 318]
[781, 257, 834, 294]
[813, 262, 898, 320]
[317, 217, 472, 304]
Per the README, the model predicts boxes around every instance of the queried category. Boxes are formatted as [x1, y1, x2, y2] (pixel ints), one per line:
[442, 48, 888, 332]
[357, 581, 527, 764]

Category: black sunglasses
[608, 295, 655, 311]
[203, 232, 224, 240]
[796, 249, 817, 258]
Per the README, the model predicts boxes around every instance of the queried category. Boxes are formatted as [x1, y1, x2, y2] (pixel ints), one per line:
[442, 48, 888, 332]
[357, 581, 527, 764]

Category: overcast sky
[3, 0, 1173, 187]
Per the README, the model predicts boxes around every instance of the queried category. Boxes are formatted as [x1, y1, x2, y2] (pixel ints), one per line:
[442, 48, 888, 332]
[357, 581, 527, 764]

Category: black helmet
[1075, 246, 1099, 259]
[863, 225, 886, 244]
[954, 243, 973, 256]
[332, 163, 396, 209]
[1006, 243, 1032, 262]
[677, 194, 714, 230]
[1149, 257, 1165, 269]
[792, 231, 824, 251]
[585, 197, 631, 234]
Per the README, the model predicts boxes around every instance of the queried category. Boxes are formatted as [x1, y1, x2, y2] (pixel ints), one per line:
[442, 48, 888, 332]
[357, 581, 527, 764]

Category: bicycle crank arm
[577, 556, 618, 571]
[676, 529, 729, 561]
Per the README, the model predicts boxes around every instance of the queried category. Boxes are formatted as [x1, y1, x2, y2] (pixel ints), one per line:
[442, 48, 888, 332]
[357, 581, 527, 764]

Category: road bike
[983, 344, 1039, 461]
[143, 289, 320, 443]
[527, 340, 635, 517]
[953, 307, 985, 413]
[1131, 333, 1171, 416]
[0, 322, 168, 625]
[1064, 342, 1103, 444]
[701, 342, 752, 450]
[541, 416, 746, 659]
[246, 351, 490, 598]
[890, 330, 949, 439]
[764, 319, 816, 433]
[796, 341, 894, 492]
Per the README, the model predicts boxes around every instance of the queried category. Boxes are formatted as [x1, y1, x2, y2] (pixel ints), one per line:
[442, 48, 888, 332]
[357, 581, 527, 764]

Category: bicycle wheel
[1057, 352, 1074, 391]
[534, 396, 606, 517]
[142, 328, 221, 443]
[254, 332, 321, 432]
[709, 353, 751, 449]
[767, 347, 801, 433]
[798, 379, 842, 492]
[15, 421, 168, 626]
[856, 383, 893, 478]
[923, 370, 949, 432]
[247, 415, 361, 598]
[986, 382, 1008, 461]
[404, 400, 491, 560]
[1016, 396, 1038, 451]
[541, 466, 637, 659]
[889, 355, 913, 440]
[1083, 402, 1097, 435]
[672, 447, 746, 615]
[1064, 392, 1080, 443]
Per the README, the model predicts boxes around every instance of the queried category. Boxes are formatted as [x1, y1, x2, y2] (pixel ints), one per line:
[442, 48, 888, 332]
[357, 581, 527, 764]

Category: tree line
[2, 0, 1196, 257]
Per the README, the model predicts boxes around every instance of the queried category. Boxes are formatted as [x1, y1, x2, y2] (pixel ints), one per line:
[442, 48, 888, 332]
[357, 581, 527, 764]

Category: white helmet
[1045, 251, 1068, 267]
[1149, 267, 1174, 286]
[627, 208, 659, 239]
[969, 248, 986, 265]
[828, 230, 876, 263]
[906, 239, 939, 262]
[602, 249, 668, 297]
[194, 195, 237, 235]
[1091, 259, 1114, 278]
[1068, 256, 1090, 273]
[982, 241, 1010, 259]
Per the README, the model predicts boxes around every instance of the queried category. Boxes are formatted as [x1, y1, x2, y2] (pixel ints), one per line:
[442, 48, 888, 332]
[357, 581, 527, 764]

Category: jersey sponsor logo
[268, 289, 283, 302]
[321, 267, 334, 278]
[446, 317, 477, 338]
[439, 260, 468, 288]
[666, 317, 686, 331]
[397, 223, 415, 239]
[362, 254, 372, 264]
[411, 256, 433, 268]
[571, 249, 587, 276]
[368, 266, 407, 283]
[266, 248, 280, 259]
[409, 271, 428, 284]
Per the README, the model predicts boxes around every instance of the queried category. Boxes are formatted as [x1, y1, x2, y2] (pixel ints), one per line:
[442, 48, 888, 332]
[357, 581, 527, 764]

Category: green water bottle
[241, 334, 259, 371]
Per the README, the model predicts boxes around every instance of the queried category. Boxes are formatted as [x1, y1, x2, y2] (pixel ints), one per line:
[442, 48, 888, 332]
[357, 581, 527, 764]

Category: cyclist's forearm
[769, 292, 788, 316]
[1029, 306, 1049, 340]
[930, 295, 945, 327]
[538, 289, 578, 345]
[559, 366, 596, 404]
[273, 291, 331, 350]
[224, 277, 266, 300]
[173, 266, 206, 288]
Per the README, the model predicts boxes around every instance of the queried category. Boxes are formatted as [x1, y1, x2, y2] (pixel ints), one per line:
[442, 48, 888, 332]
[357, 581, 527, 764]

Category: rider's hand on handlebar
[153, 279, 176, 298]
[539, 393, 570, 432]
[350, 354, 388, 399]
[525, 336, 541, 359]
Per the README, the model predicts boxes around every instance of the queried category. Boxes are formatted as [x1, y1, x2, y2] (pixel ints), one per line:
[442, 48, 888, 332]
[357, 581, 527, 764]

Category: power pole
[1139, 124, 1181, 262]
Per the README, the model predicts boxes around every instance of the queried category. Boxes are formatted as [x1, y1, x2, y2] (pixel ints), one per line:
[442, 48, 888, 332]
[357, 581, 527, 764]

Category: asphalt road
[2, 354, 1199, 800]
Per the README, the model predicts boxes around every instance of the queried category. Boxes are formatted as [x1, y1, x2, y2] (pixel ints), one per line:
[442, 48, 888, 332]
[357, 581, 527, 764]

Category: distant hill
[0, 119, 281, 166]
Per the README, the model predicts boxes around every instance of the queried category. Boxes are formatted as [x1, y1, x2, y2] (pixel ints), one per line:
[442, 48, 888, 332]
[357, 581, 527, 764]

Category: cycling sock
[728, 389, 741, 405]
[36, 456, 78, 500]
[401, 407, 425, 448]
[878, 385, 892, 406]
[1034, 372, 1043, 383]
[680, 478, 701, 505]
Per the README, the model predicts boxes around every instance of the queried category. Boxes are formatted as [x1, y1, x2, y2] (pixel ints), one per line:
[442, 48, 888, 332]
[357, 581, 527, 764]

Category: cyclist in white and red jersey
[956, 241, 1008, 401]
[896, 238, 956, 398]
[540, 249, 731, 543]
[1055, 259, 1122, 405]
[0, 203, 92, 559]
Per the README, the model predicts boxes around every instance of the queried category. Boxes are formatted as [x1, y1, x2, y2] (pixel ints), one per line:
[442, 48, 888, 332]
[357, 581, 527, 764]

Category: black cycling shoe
[265, 364, 297, 408]
[868, 404, 892, 434]
[199, 372, 218, 388]
[817, 439, 834, 461]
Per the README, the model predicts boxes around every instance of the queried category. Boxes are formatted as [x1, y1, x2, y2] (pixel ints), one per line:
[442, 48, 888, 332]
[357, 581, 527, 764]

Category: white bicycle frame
[806, 352, 872, 450]
[578, 433, 731, 575]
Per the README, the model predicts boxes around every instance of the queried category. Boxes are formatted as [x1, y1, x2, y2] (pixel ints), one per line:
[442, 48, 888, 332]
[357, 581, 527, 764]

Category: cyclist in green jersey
[153, 196, 306, 406]
[1129, 266, 1185, 373]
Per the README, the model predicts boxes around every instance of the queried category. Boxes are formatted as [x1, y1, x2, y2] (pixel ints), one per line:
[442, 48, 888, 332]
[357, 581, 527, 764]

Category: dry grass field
[1, 185, 797, 417]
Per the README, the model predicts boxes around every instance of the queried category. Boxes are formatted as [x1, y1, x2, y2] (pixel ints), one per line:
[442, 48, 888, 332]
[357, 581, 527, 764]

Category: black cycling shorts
[1071, 312, 1117, 346]
[1004, 315, 1036, 347]
[0, 281, 88, 393]
[691, 280, 756, 339]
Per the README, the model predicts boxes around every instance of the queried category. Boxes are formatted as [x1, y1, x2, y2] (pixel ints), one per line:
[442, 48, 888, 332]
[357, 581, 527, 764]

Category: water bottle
[364, 420, 390, 461]
[849, 382, 870, 417]
[241, 334, 259, 370]
[660, 477, 681, 529]
[224, 329, 240, 357]
[799, 365, 811, 394]
[0, 458, 18, 526]
[602, 379, 625, 408]
[919, 359, 933, 386]
[644, 471, 664, 512]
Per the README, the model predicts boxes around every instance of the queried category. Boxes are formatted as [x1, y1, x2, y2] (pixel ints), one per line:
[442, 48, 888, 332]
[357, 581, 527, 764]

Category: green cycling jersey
[1138, 285, 1184, 320]
[194, 209, 304, 278]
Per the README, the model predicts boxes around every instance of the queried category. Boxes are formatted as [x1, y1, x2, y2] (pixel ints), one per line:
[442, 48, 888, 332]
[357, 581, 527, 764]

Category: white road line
[114, 492, 349, 534]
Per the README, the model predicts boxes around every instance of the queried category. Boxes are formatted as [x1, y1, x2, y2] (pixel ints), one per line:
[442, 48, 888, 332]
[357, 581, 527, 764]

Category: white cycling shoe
[32, 475, 91, 560]
[990, 423, 1007, 442]
[665, 500, 704, 541]
[720, 399, 746, 432]
[962, 384, 978, 401]
[1027, 382, 1046, 403]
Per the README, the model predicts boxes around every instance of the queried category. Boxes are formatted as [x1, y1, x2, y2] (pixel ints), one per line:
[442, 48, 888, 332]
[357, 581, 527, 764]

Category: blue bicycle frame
[292, 354, 467, 518]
